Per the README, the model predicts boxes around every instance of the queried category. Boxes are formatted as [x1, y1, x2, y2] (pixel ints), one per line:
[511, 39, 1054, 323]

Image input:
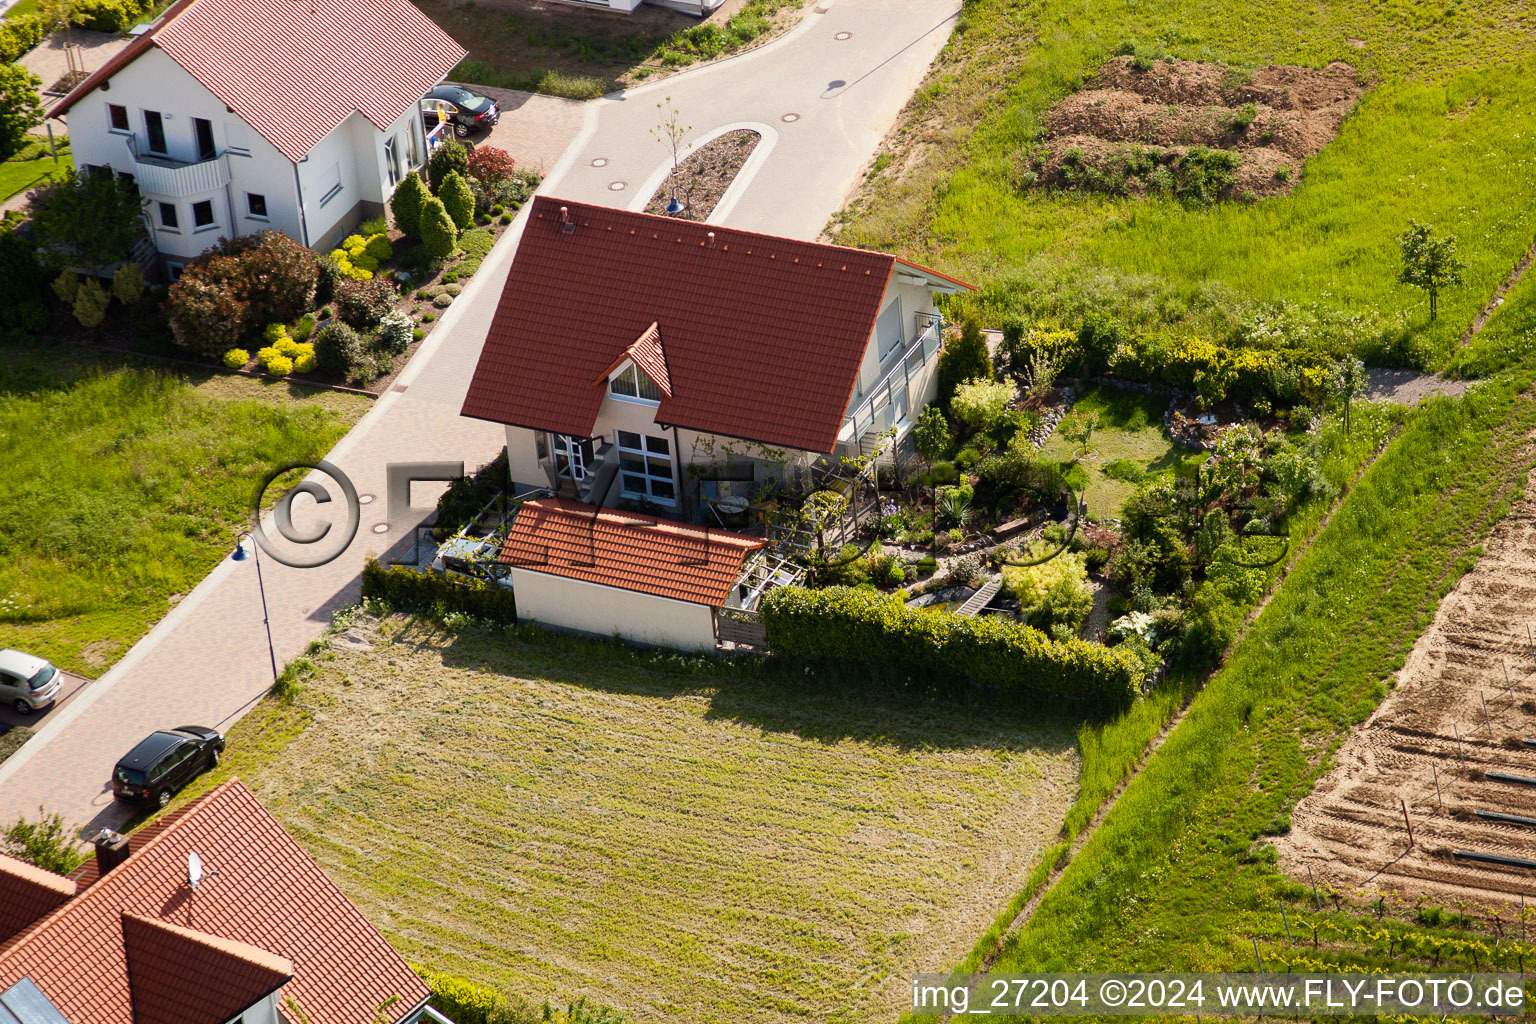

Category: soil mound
[1025, 56, 1365, 202]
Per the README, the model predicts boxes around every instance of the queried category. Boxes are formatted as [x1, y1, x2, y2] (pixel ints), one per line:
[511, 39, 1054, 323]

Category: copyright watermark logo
[250, 460, 361, 569]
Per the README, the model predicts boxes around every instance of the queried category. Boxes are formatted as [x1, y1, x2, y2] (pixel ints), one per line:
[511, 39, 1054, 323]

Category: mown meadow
[0, 342, 368, 675]
[837, 0, 1536, 368]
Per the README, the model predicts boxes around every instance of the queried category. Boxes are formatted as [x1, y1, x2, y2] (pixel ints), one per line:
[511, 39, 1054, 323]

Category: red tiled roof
[595, 322, 673, 399]
[0, 780, 427, 1024]
[0, 857, 75, 945]
[51, 0, 465, 163]
[462, 198, 933, 454]
[499, 499, 767, 607]
[122, 913, 293, 1024]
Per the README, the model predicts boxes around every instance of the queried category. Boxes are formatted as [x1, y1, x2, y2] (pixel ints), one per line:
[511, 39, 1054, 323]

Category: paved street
[0, 0, 960, 836]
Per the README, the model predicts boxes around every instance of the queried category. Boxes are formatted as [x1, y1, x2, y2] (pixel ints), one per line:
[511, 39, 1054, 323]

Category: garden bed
[644, 128, 760, 220]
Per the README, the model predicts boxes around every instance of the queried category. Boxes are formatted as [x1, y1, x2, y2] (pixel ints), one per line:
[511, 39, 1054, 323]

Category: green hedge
[0, 16, 46, 63]
[73, 0, 155, 32]
[414, 967, 544, 1024]
[760, 586, 1140, 718]
[360, 558, 516, 624]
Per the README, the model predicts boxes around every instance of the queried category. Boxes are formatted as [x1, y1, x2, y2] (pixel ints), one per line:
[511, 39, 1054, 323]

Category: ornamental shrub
[166, 260, 246, 356]
[223, 348, 249, 369]
[439, 171, 474, 231]
[433, 293, 453, 308]
[1002, 540, 1094, 632]
[363, 233, 393, 260]
[111, 263, 146, 305]
[341, 234, 366, 253]
[0, 16, 47, 65]
[363, 558, 517, 624]
[760, 586, 1139, 718]
[72, 278, 110, 328]
[391, 170, 428, 237]
[951, 377, 1018, 433]
[0, 229, 47, 332]
[51, 270, 79, 304]
[466, 145, 516, 186]
[264, 353, 294, 376]
[291, 313, 316, 341]
[935, 315, 992, 413]
[212, 231, 318, 327]
[458, 227, 493, 259]
[420, 195, 458, 258]
[292, 349, 316, 374]
[263, 322, 289, 344]
[315, 254, 341, 302]
[428, 140, 469, 193]
[376, 309, 413, 353]
[313, 319, 362, 377]
[335, 276, 396, 330]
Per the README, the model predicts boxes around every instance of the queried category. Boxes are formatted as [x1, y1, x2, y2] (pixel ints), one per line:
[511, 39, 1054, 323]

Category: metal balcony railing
[124, 135, 230, 198]
[839, 311, 943, 446]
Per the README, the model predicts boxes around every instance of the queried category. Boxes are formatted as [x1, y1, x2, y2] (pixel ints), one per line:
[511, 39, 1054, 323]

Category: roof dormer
[596, 322, 672, 408]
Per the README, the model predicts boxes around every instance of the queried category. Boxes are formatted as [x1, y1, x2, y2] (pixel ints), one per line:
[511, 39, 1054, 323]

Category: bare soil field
[213, 615, 1079, 1022]
[1278, 461, 1536, 911]
[1029, 56, 1366, 201]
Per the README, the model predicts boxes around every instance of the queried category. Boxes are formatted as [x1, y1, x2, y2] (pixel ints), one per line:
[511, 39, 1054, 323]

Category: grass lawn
[182, 617, 1079, 1023]
[2, 0, 39, 18]
[0, 139, 71, 204]
[422, 0, 803, 99]
[0, 341, 370, 676]
[836, 0, 1536, 370]
[1035, 386, 1196, 520]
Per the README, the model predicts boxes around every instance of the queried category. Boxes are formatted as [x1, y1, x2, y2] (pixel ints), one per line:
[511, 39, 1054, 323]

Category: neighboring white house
[460, 196, 977, 519]
[47, 0, 466, 276]
[556, 0, 725, 14]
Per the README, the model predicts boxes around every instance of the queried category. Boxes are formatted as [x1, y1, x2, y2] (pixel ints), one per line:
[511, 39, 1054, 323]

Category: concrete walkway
[0, 0, 960, 837]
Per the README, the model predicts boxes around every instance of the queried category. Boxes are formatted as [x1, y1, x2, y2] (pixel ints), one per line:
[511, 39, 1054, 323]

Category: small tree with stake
[651, 96, 691, 214]
[1329, 356, 1369, 435]
[1398, 219, 1466, 320]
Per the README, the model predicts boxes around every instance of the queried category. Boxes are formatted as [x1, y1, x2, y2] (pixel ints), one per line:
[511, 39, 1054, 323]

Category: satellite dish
[187, 851, 203, 890]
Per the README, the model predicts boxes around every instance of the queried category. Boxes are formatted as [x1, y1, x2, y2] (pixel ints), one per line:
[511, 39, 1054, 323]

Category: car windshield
[28, 665, 57, 691]
[442, 87, 489, 110]
[114, 766, 145, 786]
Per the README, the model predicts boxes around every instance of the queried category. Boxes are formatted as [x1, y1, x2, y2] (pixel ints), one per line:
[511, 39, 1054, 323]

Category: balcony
[131, 151, 230, 198]
[838, 311, 943, 448]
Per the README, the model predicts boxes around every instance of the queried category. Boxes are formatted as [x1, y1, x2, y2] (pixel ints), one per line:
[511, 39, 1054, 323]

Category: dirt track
[1278, 463, 1536, 909]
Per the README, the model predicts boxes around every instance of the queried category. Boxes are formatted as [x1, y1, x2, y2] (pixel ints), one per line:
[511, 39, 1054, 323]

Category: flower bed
[644, 129, 761, 221]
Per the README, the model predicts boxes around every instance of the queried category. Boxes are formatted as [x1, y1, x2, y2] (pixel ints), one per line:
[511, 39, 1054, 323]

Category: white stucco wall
[509, 569, 717, 651]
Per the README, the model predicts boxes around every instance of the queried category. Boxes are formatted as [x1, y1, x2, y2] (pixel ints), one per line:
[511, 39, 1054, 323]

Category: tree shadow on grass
[420, 618, 1078, 756]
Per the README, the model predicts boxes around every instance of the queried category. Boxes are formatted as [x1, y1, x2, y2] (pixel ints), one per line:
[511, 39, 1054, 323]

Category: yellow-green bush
[1001, 540, 1094, 632]
[265, 354, 294, 376]
[263, 322, 289, 344]
[222, 348, 249, 369]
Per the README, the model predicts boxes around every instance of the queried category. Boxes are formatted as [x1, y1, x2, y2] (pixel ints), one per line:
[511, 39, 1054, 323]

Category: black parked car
[111, 726, 224, 808]
[420, 84, 499, 139]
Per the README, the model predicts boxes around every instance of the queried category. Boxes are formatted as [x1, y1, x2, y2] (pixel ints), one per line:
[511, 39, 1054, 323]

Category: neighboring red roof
[462, 198, 974, 454]
[50, 0, 466, 163]
[0, 858, 74, 945]
[0, 780, 427, 1024]
[500, 499, 767, 607]
[122, 913, 293, 1024]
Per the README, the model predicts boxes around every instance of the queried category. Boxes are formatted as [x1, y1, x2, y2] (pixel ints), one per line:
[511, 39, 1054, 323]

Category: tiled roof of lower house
[0, 780, 426, 1024]
[122, 914, 293, 1024]
[461, 198, 911, 454]
[499, 499, 767, 607]
[50, 0, 465, 163]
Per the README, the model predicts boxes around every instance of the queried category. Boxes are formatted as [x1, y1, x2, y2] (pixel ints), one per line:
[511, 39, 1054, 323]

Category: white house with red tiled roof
[48, 0, 465, 276]
[0, 779, 453, 1024]
[461, 197, 976, 520]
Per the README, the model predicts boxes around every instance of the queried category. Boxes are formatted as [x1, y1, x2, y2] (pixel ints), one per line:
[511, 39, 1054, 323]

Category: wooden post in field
[1401, 797, 1414, 848]
[1483, 690, 1494, 736]
[1307, 865, 1321, 909]
[1253, 936, 1265, 973]
[1455, 722, 1465, 760]
[1433, 763, 1443, 810]
[1279, 902, 1293, 944]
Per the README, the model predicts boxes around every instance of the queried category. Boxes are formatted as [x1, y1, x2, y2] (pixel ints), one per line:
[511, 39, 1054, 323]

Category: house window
[384, 136, 400, 187]
[318, 163, 342, 207]
[158, 202, 178, 230]
[143, 110, 167, 154]
[875, 298, 903, 360]
[616, 431, 674, 505]
[407, 120, 421, 167]
[192, 199, 215, 230]
[246, 193, 268, 219]
[108, 103, 129, 133]
[552, 434, 592, 482]
[609, 364, 664, 405]
[193, 117, 215, 160]
[167, 261, 185, 280]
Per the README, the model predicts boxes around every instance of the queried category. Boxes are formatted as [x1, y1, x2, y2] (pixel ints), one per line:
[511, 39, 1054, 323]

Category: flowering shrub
[335, 276, 396, 330]
[951, 377, 1018, 432]
[166, 260, 246, 356]
[466, 145, 516, 186]
[376, 310, 413, 353]
[223, 348, 249, 369]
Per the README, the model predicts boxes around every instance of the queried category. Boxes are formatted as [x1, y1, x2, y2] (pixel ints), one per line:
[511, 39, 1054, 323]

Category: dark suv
[420, 84, 499, 138]
[111, 727, 224, 808]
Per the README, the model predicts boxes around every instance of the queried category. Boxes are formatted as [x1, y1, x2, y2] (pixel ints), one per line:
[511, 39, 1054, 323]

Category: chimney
[93, 829, 131, 877]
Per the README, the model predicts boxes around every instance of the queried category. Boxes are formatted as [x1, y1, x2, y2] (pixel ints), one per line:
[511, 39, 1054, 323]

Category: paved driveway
[0, 0, 961, 837]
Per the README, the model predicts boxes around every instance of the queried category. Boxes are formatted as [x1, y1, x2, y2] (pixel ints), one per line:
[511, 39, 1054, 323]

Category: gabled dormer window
[609, 362, 665, 405]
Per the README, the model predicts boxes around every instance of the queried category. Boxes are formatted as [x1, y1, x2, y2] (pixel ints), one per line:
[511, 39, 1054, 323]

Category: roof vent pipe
[559, 206, 575, 235]
[707, 231, 715, 248]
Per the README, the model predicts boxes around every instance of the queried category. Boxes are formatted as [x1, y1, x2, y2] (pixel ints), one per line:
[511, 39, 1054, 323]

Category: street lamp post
[231, 532, 278, 684]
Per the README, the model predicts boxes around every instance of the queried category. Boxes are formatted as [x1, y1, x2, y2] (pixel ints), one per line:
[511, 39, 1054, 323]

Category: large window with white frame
[609, 363, 664, 405]
[616, 431, 674, 505]
[384, 135, 401, 187]
[552, 434, 592, 481]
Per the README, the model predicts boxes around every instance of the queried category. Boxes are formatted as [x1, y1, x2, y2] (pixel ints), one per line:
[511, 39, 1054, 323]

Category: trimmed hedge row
[360, 559, 517, 624]
[760, 586, 1140, 718]
[0, 16, 46, 63]
[414, 967, 545, 1024]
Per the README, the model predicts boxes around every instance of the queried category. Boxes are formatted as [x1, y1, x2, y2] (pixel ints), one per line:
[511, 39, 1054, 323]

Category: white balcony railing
[122, 135, 230, 198]
[839, 311, 943, 446]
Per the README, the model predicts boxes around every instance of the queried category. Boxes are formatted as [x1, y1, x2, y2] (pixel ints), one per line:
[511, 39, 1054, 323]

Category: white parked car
[0, 649, 64, 715]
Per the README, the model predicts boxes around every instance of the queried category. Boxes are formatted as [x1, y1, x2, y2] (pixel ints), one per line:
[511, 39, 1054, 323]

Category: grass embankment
[1036, 386, 1191, 519]
[0, 138, 70, 203]
[177, 617, 1080, 1024]
[424, 0, 802, 100]
[0, 343, 369, 675]
[964, 365, 1536, 1003]
[837, 0, 1536, 368]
